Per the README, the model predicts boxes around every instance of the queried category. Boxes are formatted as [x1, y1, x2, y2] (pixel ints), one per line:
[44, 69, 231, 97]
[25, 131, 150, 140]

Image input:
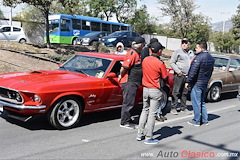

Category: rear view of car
[76, 31, 109, 45]
[99, 31, 141, 47]
[0, 25, 27, 43]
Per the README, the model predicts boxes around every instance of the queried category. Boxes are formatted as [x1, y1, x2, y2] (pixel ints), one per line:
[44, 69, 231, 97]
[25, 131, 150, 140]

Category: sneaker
[171, 109, 178, 115]
[202, 122, 209, 126]
[136, 136, 145, 141]
[181, 109, 192, 115]
[144, 139, 159, 144]
[156, 116, 164, 122]
[187, 120, 200, 127]
[160, 115, 167, 120]
[120, 123, 135, 129]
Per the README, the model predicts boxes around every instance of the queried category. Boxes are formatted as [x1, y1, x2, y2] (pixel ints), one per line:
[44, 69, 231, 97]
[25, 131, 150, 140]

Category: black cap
[150, 42, 165, 53]
[182, 38, 190, 44]
[134, 37, 145, 44]
[147, 38, 159, 47]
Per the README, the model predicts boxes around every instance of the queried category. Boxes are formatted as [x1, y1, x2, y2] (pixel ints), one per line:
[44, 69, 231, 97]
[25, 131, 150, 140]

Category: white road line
[155, 104, 239, 126]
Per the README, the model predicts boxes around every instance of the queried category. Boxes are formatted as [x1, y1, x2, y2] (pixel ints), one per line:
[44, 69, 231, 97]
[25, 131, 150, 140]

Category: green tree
[210, 30, 236, 53]
[232, 4, 240, 41]
[127, 5, 156, 34]
[114, 0, 137, 23]
[158, 0, 211, 43]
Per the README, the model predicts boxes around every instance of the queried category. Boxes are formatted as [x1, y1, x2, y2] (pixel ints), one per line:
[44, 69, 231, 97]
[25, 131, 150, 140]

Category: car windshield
[84, 32, 101, 36]
[58, 54, 112, 78]
[49, 19, 59, 33]
[213, 57, 229, 71]
[108, 31, 125, 37]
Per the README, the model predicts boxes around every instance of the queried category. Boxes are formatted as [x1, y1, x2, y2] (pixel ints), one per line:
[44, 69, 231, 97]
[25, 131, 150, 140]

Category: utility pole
[9, 7, 12, 26]
[221, 12, 230, 33]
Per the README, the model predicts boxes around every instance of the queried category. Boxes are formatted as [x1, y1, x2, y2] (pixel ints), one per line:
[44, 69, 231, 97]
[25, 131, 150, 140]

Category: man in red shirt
[118, 37, 145, 129]
[136, 42, 168, 144]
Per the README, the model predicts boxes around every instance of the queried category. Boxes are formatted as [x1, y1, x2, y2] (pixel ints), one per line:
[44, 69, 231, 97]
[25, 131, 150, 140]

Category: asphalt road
[0, 92, 240, 160]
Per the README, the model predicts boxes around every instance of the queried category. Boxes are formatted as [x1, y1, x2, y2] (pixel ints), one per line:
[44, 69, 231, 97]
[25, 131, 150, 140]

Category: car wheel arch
[49, 93, 85, 111]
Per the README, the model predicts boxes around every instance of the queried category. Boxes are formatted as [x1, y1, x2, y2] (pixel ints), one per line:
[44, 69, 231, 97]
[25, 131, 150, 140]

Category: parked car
[76, 31, 110, 46]
[0, 52, 173, 129]
[99, 31, 142, 47]
[0, 25, 27, 43]
[207, 54, 240, 102]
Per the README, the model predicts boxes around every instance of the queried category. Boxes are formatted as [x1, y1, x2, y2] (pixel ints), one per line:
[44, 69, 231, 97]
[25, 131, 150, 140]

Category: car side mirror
[107, 72, 117, 78]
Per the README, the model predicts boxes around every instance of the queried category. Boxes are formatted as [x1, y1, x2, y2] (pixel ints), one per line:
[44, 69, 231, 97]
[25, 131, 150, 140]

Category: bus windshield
[49, 19, 59, 33]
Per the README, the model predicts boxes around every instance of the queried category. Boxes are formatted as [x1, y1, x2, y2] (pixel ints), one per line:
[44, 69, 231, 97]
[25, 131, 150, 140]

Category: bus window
[82, 20, 91, 30]
[102, 23, 110, 32]
[112, 25, 120, 32]
[61, 19, 70, 31]
[73, 19, 81, 30]
[121, 26, 128, 31]
[91, 22, 101, 31]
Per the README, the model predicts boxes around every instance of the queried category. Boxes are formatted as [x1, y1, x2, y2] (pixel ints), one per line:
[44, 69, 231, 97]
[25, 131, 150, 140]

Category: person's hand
[178, 72, 183, 76]
[185, 83, 189, 89]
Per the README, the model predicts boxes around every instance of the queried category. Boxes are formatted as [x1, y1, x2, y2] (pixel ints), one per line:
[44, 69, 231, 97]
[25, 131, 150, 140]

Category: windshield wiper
[59, 66, 69, 71]
[74, 69, 89, 76]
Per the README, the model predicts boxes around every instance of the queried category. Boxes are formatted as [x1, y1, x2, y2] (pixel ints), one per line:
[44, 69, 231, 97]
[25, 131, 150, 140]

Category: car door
[122, 32, 131, 47]
[12, 27, 22, 41]
[101, 61, 123, 107]
[0, 26, 13, 41]
[226, 59, 240, 92]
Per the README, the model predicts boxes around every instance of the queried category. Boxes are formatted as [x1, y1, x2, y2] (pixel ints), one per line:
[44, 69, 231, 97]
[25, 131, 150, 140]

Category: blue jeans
[138, 87, 162, 140]
[190, 85, 208, 124]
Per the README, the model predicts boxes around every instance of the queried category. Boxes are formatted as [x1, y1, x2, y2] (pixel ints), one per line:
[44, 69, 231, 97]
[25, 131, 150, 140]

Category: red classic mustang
[0, 52, 173, 129]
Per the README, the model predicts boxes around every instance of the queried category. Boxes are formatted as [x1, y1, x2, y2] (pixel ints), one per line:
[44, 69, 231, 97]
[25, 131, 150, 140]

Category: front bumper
[0, 100, 46, 110]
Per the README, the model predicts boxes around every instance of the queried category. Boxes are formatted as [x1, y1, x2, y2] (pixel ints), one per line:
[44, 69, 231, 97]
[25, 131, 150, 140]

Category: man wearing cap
[136, 42, 168, 144]
[141, 38, 159, 61]
[170, 38, 195, 115]
[118, 37, 145, 129]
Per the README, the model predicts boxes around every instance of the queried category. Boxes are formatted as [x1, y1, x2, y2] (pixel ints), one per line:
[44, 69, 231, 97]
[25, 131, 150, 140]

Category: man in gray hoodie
[170, 38, 195, 115]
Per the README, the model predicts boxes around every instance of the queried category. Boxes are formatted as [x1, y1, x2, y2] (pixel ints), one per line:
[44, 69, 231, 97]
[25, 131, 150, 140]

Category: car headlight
[7, 91, 23, 102]
[107, 38, 117, 42]
[34, 94, 41, 103]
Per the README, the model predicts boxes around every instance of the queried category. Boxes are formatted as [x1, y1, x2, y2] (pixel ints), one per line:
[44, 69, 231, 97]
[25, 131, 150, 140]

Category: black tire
[48, 96, 83, 129]
[72, 38, 77, 45]
[159, 89, 168, 110]
[207, 84, 221, 102]
[19, 38, 26, 43]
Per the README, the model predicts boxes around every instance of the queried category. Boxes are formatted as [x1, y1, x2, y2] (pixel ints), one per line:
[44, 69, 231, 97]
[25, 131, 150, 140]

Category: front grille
[0, 87, 23, 104]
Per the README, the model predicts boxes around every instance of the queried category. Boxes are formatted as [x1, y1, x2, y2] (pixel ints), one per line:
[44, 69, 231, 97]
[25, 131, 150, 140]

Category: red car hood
[0, 70, 98, 92]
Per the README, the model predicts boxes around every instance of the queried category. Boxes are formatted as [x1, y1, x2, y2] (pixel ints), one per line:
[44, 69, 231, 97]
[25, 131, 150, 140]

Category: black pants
[171, 74, 188, 110]
[121, 82, 138, 125]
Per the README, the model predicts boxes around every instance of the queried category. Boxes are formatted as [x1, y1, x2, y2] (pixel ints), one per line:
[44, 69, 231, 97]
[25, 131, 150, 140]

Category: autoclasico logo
[140, 150, 239, 158]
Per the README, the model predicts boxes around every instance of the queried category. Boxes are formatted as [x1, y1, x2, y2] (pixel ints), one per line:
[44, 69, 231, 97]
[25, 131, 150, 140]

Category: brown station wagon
[207, 54, 240, 102]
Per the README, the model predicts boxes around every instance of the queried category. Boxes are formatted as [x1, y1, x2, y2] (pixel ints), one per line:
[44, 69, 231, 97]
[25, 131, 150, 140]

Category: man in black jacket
[185, 42, 215, 126]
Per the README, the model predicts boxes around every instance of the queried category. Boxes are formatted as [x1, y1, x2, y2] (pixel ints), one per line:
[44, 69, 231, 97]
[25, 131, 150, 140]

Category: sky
[0, 0, 239, 24]
[138, 0, 240, 23]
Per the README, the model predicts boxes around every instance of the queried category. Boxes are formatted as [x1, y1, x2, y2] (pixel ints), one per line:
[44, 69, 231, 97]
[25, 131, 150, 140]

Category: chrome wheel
[49, 97, 82, 129]
[207, 84, 221, 102]
[57, 100, 80, 127]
